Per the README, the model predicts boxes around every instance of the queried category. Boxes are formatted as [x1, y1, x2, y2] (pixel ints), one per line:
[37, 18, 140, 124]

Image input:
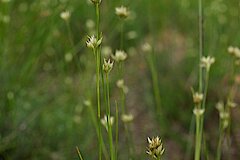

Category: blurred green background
[0, 0, 240, 159]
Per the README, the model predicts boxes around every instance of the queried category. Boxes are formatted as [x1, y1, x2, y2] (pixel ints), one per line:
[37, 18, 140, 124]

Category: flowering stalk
[103, 59, 115, 160]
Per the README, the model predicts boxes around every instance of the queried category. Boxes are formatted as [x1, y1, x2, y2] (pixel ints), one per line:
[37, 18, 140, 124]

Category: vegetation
[0, 0, 240, 159]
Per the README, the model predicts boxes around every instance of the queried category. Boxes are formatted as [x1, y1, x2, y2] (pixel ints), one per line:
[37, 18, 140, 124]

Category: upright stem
[95, 4, 102, 160]
[106, 74, 115, 160]
[120, 20, 124, 50]
[216, 122, 223, 160]
[198, 0, 204, 93]
[66, 20, 74, 47]
[195, 0, 204, 159]
[115, 101, 119, 160]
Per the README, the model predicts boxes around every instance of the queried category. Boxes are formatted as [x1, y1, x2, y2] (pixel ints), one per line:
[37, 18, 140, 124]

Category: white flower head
[227, 100, 237, 108]
[86, 35, 102, 49]
[90, 0, 102, 5]
[141, 42, 152, 53]
[216, 101, 224, 112]
[146, 136, 165, 159]
[112, 50, 127, 62]
[60, 10, 71, 21]
[220, 111, 229, 120]
[102, 46, 112, 58]
[192, 92, 203, 104]
[103, 58, 114, 73]
[121, 114, 134, 123]
[200, 56, 215, 71]
[116, 79, 129, 94]
[193, 108, 205, 116]
[115, 6, 130, 19]
[85, 19, 95, 30]
[64, 52, 73, 62]
[101, 115, 114, 132]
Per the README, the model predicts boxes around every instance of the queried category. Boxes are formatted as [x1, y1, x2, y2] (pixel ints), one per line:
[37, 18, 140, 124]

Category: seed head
[101, 115, 114, 132]
[103, 58, 114, 73]
[60, 10, 71, 21]
[115, 6, 130, 19]
[121, 114, 134, 123]
[146, 136, 165, 159]
[86, 35, 102, 49]
[112, 50, 127, 62]
[200, 56, 215, 71]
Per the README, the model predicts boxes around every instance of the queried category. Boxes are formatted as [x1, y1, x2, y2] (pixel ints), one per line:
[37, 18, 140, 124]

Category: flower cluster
[121, 113, 134, 123]
[228, 46, 240, 65]
[115, 6, 130, 19]
[101, 115, 114, 132]
[146, 136, 165, 159]
[116, 79, 129, 94]
[90, 0, 102, 5]
[112, 50, 127, 62]
[200, 56, 215, 71]
[86, 35, 102, 50]
[60, 11, 71, 21]
[103, 59, 114, 73]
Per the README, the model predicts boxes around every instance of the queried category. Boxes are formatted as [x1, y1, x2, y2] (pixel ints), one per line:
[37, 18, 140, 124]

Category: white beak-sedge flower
[116, 79, 129, 94]
[112, 50, 127, 62]
[141, 42, 152, 53]
[192, 92, 203, 104]
[90, 0, 102, 5]
[115, 6, 130, 19]
[86, 35, 102, 49]
[60, 11, 71, 21]
[200, 56, 215, 71]
[146, 136, 165, 159]
[103, 58, 114, 73]
[121, 114, 134, 123]
[101, 115, 114, 132]
[193, 108, 205, 116]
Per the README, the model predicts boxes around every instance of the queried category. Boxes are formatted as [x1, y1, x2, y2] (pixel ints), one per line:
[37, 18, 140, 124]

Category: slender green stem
[106, 74, 115, 160]
[94, 3, 102, 160]
[120, 20, 124, 50]
[195, 0, 204, 159]
[94, 47, 102, 160]
[216, 121, 223, 160]
[198, 0, 204, 93]
[194, 114, 200, 160]
[66, 20, 74, 47]
[115, 101, 119, 160]
[147, 54, 162, 114]
[76, 146, 84, 160]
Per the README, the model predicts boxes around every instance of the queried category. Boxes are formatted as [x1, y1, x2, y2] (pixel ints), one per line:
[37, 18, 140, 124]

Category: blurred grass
[0, 0, 240, 159]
